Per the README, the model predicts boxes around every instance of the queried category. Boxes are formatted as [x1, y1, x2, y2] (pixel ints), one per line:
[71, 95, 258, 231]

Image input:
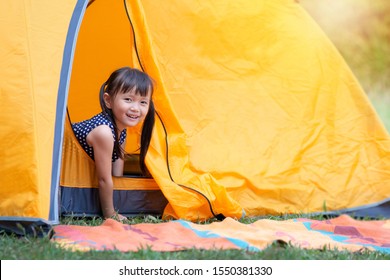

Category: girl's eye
[124, 98, 132, 102]
[141, 100, 149, 106]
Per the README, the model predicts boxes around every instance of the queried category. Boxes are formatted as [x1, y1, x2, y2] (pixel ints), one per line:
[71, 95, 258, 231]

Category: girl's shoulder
[90, 112, 113, 126]
[74, 112, 113, 128]
[72, 113, 115, 139]
[87, 124, 114, 143]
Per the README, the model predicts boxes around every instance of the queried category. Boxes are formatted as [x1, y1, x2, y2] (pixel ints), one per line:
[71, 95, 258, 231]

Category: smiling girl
[72, 67, 155, 221]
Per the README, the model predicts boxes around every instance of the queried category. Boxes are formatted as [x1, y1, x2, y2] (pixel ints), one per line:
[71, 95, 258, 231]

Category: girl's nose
[130, 105, 139, 112]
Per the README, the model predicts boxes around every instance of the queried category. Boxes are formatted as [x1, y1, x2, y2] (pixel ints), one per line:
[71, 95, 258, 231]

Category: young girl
[72, 67, 155, 221]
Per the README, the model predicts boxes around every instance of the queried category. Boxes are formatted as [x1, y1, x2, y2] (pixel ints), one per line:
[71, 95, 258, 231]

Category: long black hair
[99, 66, 155, 175]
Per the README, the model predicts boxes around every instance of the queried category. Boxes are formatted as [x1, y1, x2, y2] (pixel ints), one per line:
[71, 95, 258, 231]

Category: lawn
[1, 215, 389, 260]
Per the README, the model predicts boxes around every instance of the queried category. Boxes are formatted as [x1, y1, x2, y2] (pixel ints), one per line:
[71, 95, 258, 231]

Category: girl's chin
[124, 119, 141, 128]
[115, 118, 140, 129]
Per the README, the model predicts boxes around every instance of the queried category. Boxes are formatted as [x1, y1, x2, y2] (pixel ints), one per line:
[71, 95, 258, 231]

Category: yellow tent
[1, 0, 389, 234]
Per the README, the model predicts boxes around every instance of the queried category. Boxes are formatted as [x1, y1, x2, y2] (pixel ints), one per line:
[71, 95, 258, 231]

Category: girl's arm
[112, 139, 125, 177]
[87, 125, 116, 219]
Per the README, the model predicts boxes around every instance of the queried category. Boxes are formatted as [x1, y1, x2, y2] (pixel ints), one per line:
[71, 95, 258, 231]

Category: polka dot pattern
[72, 113, 127, 162]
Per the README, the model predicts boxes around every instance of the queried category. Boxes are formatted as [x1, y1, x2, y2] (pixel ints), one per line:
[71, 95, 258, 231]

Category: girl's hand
[108, 212, 127, 222]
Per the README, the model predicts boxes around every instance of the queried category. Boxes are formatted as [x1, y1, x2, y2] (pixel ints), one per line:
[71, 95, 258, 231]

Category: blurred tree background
[300, 0, 390, 131]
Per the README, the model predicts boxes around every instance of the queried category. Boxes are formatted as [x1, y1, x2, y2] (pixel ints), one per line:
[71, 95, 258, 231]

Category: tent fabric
[68, 0, 390, 221]
[0, 0, 80, 224]
[123, 0, 390, 219]
[1, 0, 390, 232]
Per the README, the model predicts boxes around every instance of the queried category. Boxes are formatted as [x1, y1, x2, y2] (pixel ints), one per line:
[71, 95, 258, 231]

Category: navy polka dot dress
[72, 113, 127, 162]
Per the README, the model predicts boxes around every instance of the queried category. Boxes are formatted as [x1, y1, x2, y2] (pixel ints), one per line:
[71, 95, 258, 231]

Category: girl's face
[104, 88, 151, 131]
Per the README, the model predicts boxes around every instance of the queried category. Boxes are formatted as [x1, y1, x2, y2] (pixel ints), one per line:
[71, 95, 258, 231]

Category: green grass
[1, 215, 389, 260]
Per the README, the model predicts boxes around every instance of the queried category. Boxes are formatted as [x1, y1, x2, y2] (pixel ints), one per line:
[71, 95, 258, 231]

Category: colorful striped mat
[52, 215, 390, 253]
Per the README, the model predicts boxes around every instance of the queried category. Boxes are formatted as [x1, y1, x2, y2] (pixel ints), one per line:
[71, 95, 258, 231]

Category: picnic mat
[52, 215, 390, 253]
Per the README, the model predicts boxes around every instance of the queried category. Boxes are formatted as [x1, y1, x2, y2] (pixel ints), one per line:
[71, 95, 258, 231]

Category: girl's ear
[103, 92, 112, 109]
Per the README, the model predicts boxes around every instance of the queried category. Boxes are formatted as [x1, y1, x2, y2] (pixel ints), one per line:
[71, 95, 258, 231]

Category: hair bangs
[108, 68, 153, 97]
